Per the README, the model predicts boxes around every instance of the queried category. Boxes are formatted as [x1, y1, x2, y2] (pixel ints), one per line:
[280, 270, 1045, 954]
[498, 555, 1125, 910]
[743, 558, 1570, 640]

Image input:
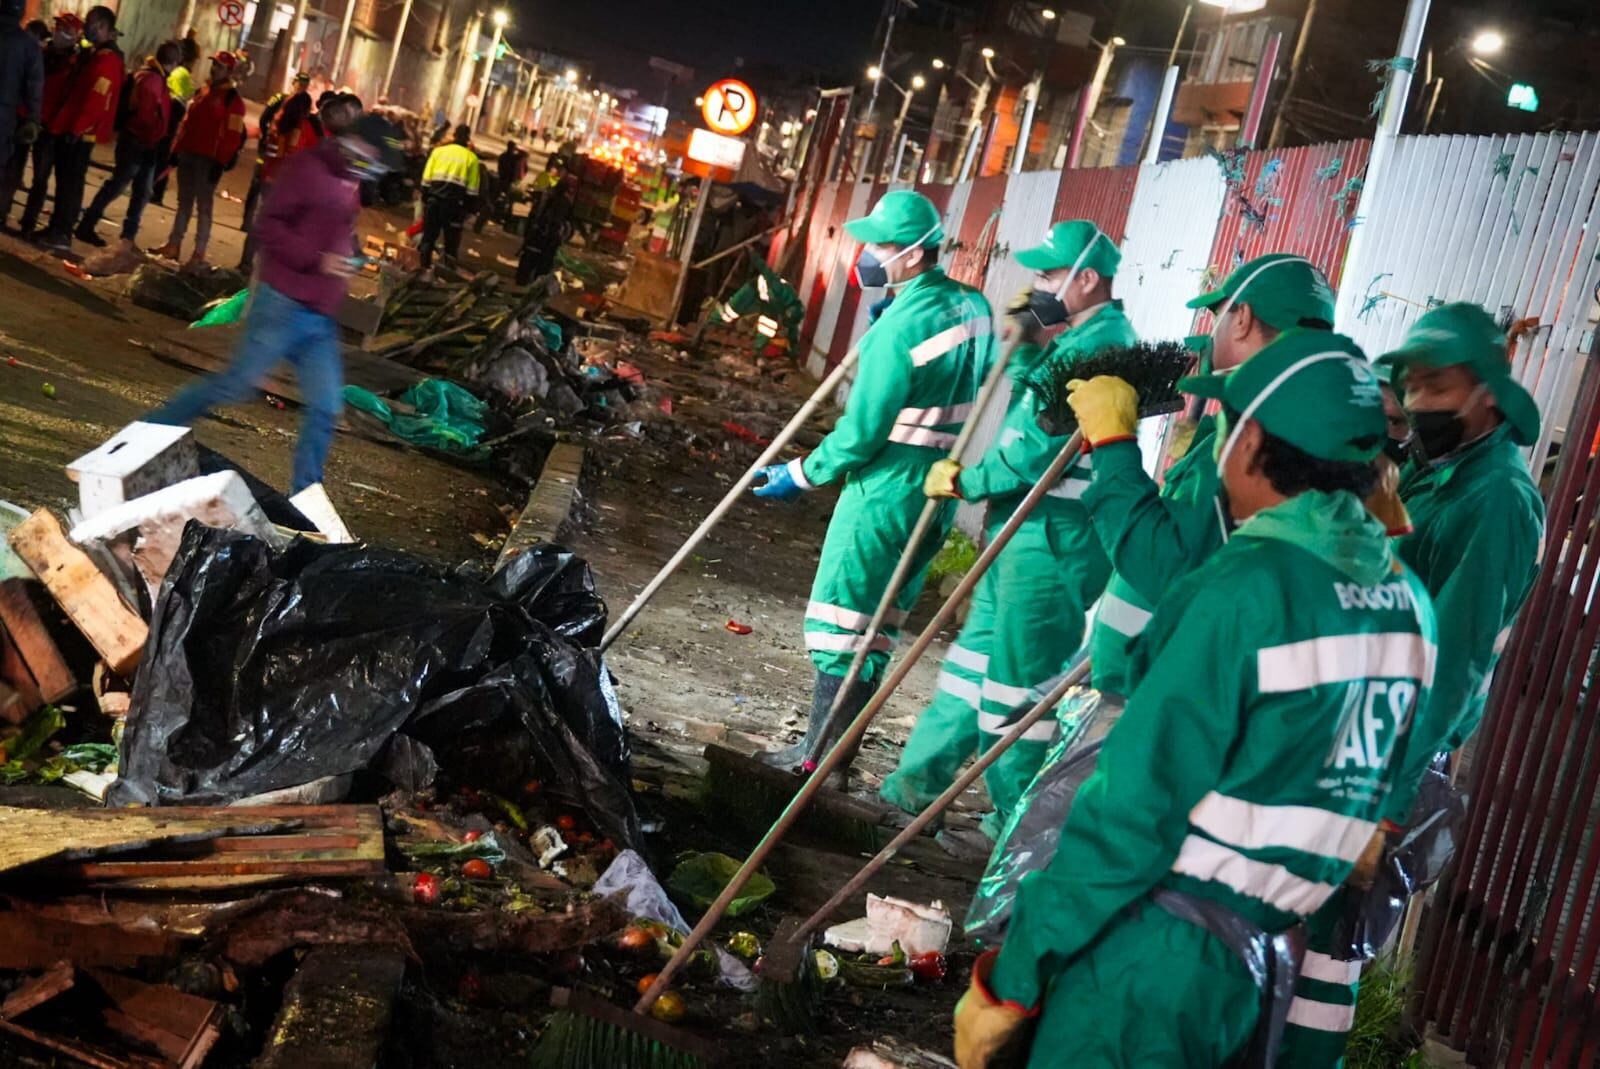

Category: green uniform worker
[711, 250, 806, 350]
[751, 190, 995, 767]
[953, 330, 1437, 1069]
[1279, 304, 1546, 1068]
[879, 221, 1132, 833]
[1069, 254, 1338, 698]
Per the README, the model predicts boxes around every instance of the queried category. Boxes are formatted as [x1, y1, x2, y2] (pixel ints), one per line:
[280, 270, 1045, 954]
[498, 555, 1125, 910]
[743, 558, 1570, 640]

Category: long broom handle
[802, 330, 1023, 767]
[634, 432, 1086, 1015]
[792, 658, 1092, 943]
[599, 346, 864, 652]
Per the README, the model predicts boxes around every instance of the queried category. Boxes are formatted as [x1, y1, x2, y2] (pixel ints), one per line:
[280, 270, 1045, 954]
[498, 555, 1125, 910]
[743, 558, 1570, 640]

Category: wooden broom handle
[634, 432, 1086, 1015]
[793, 658, 1092, 942]
[600, 347, 863, 652]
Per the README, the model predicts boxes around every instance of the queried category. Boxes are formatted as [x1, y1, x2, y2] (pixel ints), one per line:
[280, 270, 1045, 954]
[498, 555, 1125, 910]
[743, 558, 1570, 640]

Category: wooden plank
[496, 442, 586, 568]
[0, 1018, 167, 1069]
[0, 579, 77, 702]
[252, 946, 407, 1069]
[0, 626, 43, 724]
[89, 970, 223, 1069]
[0, 913, 178, 970]
[6, 511, 147, 677]
[0, 805, 304, 873]
[1, 962, 76, 1019]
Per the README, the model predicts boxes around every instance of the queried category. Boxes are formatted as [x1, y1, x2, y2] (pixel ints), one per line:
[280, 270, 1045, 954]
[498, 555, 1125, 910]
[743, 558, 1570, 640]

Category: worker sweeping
[749, 189, 994, 771]
[1278, 303, 1545, 1068]
[1070, 253, 1336, 704]
[709, 249, 806, 354]
[878, 220, 1133, 837]
[953, 330, 1437, 1069]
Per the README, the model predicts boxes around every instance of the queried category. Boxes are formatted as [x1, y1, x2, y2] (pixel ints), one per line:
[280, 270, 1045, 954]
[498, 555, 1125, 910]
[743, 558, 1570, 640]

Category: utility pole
[469, 10, 507, 131]
[1011, 71, 1041, 173]
[281, 0, 310, 93]
[1266, 0, 1318, 148]
[1065, 36, 1120, 169]
[379, 0, 416, 102]
[330, 0, 357, 88]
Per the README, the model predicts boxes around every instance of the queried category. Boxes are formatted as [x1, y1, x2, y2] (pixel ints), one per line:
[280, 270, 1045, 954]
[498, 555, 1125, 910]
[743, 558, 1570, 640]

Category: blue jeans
[147, 282, 343, 492]
[78, 136, 161, 240]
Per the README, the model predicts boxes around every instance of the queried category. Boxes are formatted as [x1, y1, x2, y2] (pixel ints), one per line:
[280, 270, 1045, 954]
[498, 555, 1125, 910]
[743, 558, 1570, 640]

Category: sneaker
[34, 231, 71, 254]
[148, 242, 180, 260]
[74, 227, 106, 248]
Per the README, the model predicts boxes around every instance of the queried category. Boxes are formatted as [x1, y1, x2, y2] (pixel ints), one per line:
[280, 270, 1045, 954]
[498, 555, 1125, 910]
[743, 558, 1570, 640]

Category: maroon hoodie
[253, 138, 359, 317]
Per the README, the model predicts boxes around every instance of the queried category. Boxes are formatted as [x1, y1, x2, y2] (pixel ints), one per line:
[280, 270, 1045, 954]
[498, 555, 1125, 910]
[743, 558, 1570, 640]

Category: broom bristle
[754, 918, 824, 1034]
[1027, 340, 1195, 436]
[531, 1010, 708, 1069]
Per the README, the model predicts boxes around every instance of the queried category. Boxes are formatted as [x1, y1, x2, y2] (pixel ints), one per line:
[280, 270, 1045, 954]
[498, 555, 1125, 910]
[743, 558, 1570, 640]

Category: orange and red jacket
[122, 60, 173, 149]
[31, 45, 77, 122]
[49, 42, 123, 142]
[262, 114, 321, 181]
[172, 81, 246, 165]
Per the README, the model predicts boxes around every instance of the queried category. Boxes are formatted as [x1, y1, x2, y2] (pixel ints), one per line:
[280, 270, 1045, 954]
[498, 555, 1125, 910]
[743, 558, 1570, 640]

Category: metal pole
[378, 0, 416, 101]
[1336, 0, 1430, 325]
[1237, 31, 1281, 148]
[667, 179, 712, 328]
[891, 133, 908, 181]
[1422, 76, 1443, 133]
[1164, 2, 1192, 70]
[1266, 0, 1317, 148]
[885, 85, 913, 180]
[1141, 64, 1180, 164]
[1065, 40, 1117, 170]
[1011, 72, 1041, 173]
[281, 0, 310, 93]
[864, 0, 896, 125]
[330, 0, 357, 88]
[469, 18, 503, 130]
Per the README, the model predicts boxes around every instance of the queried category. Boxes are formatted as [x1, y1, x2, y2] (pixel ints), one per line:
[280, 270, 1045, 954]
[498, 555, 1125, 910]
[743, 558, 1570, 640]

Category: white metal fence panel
[1337, 131, 1600, 470]
[806, 181, 875, 377]
[938, 180, 974, 272]
[982, 170, 1064, 314]
[1119, 156, 1230, 466]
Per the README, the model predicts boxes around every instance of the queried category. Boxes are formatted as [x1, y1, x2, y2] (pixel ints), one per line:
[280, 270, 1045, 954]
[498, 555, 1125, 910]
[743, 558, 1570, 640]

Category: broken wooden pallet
[34, 805, 385, 888]
[6, 511, 147, 677]
[0, 804, 303, 874]
[0, 579, 77, 703]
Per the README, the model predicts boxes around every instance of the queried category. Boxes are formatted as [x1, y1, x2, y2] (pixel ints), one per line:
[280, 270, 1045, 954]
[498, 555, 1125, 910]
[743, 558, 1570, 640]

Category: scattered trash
[39, 383, 54, 398]
[725, 618, 753, 635]
[668, 851, 776, 917]
[826, 895, 952, 957]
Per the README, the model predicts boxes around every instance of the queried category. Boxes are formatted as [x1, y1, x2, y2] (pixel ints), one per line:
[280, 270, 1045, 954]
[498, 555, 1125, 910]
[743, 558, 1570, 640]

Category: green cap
[1015, 220, 1120, 277]
[843, 190, 944, 248]
[1180, 329, 1385, 462]
[1373, 302, 1540, 446]
[1187, 253, 1336, 331]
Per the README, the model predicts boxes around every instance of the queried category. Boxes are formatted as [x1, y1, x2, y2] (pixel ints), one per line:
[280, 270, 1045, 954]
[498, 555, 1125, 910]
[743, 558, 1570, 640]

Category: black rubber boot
[757, 671, 844, 770]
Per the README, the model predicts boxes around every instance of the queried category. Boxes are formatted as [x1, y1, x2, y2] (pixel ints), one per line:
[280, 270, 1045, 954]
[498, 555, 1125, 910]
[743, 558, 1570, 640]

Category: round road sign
[217, 0, 245, 26]
[701, 78, 757, 137]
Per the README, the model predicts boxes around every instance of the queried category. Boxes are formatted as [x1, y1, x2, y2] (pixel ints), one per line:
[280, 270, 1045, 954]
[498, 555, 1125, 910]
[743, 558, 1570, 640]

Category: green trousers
[1278, 893, 1362, 1068]
[1023, 904, 1259, 1067]
[880, 507, 1104, 829]
[803, 468, 956, 683]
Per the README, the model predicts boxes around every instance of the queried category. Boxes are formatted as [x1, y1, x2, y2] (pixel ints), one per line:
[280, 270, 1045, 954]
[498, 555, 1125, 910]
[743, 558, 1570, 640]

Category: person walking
[0, 0, 43, 181]
[3, 11, 77, 233]
[748, 190, 995, 773]
[242, 92, 359, 268]
[73, 39, 178, 248]
[151, 50, 244, 265]
[35, 3, 121, 254]
[515, 172, 573, 285]
[146, 114, 402, 493]
[953, 331, 1435, 1069]
[416, 122, 479, 268]
[882, 221, 1134, 837]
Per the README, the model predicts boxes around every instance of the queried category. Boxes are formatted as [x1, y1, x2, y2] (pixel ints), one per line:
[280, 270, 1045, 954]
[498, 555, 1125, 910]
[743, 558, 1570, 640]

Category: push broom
[635, 341, 1193, 1026]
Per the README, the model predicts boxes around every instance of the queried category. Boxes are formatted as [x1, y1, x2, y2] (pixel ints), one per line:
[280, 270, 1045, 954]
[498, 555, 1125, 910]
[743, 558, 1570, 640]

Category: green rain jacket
[960, 301, 1139, 515]
[794, 266, 994, 673]
[990, 491, 1437, 1008]
[1081, 415, 1224, 695]
[1382, 423, 1544, 823]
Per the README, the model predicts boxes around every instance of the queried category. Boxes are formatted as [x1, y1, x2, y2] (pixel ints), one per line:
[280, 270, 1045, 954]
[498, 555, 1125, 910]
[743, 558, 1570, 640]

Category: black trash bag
[1325, 760, 1467, 960]
[965, 683, 1118, 948]
[488, 541, 607, 647]
[111, 524, 641, 848]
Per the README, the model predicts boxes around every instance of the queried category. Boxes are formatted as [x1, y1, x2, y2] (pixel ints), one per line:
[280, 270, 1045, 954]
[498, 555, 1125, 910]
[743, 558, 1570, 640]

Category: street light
[492, 8, 507, 28]
[564, 68, 578, 83]
[867, 65, 883, 80]
[1471, 29, 1504, 55]
[469, 8, 508, 130]
[911, 74, 926, 90]
[1042, 7, 1056, 18]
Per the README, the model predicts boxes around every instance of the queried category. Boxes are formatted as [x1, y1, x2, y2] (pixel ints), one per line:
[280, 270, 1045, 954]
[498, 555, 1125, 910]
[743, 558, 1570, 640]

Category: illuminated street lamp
[469, 9, 508, 129]
[1042, 8, 1056, 19]
[867, 64, 883, 80]
[1471, 29, 1505, 55]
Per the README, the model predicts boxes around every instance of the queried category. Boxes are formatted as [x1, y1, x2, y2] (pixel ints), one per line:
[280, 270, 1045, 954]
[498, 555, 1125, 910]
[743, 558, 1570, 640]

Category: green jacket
[1082, 416, 1223, 694]
[990, 491, 1436, 1008]
[959, 301, 1139, 514]
[793, 266, 993, 489]
[1383, 424, 1544, 823]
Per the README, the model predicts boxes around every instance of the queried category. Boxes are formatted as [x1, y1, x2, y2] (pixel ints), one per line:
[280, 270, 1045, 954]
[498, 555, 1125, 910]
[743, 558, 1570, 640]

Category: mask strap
[1210, 255, 1318, 342]
[878, 221, 942, 288]
[1212, 350, 1351, 544]
[1051, 225, 1106, 303]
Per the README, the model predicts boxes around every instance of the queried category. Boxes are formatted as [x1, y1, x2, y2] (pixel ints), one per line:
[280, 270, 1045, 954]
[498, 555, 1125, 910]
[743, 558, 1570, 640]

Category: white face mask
[1213, 351, 1351, 542]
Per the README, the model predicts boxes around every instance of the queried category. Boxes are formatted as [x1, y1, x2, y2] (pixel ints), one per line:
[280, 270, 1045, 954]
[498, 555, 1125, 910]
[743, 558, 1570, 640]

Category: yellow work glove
[953, 949, 1033, 1069]
[1365, 454, 1412, 537]
[924, 458, 964, 500]
[1346, 827, 1388, 890]
[1066, 375, 1138, 447]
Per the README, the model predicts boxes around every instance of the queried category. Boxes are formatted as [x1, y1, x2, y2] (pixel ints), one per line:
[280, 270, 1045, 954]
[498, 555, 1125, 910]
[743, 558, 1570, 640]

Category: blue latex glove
[752, 463, 803, 501]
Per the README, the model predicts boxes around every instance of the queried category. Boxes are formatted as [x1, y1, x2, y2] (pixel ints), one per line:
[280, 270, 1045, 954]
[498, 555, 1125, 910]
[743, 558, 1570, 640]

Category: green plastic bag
[342, 379, 488, 453]
[189, 289, 250, 329]
[667, 852, 776, 917]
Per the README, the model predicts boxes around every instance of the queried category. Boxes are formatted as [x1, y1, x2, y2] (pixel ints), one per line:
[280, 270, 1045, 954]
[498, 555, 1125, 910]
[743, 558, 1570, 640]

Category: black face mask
[1410, 409, 1467, 461]
[1382, 435, 1414, 465]
[1020, 288, 1069, 328]
[855, 249, 889, 289]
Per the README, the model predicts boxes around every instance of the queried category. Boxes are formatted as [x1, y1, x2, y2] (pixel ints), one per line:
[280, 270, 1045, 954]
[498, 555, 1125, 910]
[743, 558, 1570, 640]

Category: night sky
[506, 0, 883, 103]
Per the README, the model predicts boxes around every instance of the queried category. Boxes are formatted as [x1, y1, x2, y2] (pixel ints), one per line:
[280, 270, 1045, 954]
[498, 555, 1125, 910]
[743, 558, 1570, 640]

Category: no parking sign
[218, 0, 245, 27]
[700, 78, 757, 137]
